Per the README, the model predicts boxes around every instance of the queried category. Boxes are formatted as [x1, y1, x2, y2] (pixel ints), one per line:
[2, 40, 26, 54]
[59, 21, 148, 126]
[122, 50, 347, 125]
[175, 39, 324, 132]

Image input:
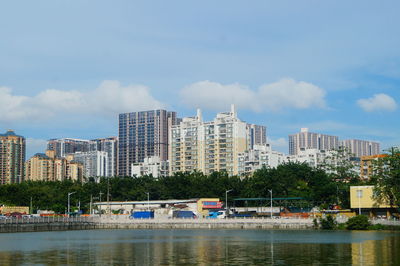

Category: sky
[0, 1, 399, 158]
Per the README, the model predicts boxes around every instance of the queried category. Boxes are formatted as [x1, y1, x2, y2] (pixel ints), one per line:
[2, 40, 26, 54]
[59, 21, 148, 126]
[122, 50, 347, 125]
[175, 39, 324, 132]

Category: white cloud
[180, 81, 258, 111]
[180, 78, 326, 112]
[357, 93, 397, 112]
[0, 81, 164, 122]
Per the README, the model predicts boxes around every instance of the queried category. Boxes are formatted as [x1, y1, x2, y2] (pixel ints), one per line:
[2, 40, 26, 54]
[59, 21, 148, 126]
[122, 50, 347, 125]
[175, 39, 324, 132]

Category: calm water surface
[0, 229, 399, 265]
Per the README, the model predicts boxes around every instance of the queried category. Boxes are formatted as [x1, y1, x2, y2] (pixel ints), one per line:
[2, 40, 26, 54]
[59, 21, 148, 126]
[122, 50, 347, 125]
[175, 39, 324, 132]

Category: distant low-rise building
[359, 154, 387, 180]
[350, 186, 397, 218]
[131, 156, 169, 178]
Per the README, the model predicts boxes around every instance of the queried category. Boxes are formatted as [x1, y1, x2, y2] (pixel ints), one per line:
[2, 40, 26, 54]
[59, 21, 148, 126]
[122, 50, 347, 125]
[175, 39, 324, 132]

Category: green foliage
[0, 162, 350, 213]
[370, 147, 400, 207]
[319, 215, 337, 230]
[367, 224, 385, 230]
[346, 215, 371, 230]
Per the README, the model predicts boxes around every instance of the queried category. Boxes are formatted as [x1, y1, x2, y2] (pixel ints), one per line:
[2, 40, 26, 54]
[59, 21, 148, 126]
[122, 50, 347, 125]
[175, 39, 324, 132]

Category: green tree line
[0, 162, 367, 214]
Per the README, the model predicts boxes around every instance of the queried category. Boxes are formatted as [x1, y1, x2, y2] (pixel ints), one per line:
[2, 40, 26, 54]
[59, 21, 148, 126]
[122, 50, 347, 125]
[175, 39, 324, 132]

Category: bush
[346, 215, 371, 230]
[319, 215, 337, 230]
[368, 224, 385, 230]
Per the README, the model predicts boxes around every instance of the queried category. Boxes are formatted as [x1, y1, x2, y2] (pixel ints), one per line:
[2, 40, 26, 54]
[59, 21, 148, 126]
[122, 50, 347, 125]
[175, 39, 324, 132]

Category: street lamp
[357, 189, 363, 215]
[67, 192, 76, 217]
[145, 192, 150, 211]
[268, 189, 273, 218]
[225, 189, 233, 218]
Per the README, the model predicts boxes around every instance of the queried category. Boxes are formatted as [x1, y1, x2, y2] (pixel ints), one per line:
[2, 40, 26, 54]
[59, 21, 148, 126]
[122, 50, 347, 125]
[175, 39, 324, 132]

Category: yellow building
[170, 105, 249, 176]
[350, 186, 396, 217]
[25, 150, 83, 182]
[0, 130, 25, 184]
[359, 154, 387, 179]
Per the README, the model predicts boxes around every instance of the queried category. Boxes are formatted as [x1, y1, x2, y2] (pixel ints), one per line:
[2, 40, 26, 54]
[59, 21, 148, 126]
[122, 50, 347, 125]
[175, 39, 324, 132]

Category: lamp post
[145, 192, 150, 211]
[357, 189, 363, 215]
[225, 189, 233, 218]
[268, 189, 273, 218]
[67, 192, 76, 217]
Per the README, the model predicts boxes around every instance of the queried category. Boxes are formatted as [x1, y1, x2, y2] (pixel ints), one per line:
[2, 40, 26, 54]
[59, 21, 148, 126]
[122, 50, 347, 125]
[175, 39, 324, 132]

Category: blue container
[131, 211, 154, 219]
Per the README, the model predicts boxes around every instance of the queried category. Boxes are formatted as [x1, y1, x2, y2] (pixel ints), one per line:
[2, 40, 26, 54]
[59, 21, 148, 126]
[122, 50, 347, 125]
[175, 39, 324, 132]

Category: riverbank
[1, 216, 400, 233]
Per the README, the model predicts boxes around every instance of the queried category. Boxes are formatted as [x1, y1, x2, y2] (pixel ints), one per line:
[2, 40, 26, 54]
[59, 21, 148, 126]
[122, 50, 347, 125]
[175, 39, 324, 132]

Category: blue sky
[0, 1, 399, 158]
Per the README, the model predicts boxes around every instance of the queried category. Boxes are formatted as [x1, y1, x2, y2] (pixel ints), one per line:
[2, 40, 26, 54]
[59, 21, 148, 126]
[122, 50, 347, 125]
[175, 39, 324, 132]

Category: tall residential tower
[0, 130, 26, 184]
[118, 110, 178, 176]
[289, 128, 339, 155]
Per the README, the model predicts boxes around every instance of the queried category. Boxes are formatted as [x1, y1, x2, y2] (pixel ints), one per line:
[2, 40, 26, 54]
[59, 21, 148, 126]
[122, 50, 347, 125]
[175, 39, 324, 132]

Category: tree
[370, 147, 400, 207]
[346, 215, 370, 230]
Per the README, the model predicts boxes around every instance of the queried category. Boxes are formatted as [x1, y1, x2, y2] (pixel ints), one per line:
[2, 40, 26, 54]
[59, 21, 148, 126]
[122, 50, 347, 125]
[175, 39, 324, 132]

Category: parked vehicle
[173, 210, 196, 219]
[129, 211, 154, 219]
[207, 211, 225, 219]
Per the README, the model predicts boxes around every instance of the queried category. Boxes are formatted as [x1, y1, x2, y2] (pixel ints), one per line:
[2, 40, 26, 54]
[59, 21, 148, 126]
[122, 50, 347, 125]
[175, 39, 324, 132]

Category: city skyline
[0, 1, 399, 158]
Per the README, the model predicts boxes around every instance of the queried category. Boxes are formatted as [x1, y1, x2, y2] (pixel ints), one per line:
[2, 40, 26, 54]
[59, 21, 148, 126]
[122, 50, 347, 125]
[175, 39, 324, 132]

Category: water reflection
[0, 229, 399, 265]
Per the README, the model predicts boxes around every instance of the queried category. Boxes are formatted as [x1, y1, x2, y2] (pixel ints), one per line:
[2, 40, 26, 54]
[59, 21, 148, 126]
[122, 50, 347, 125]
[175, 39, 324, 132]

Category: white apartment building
[289, 128, 339, 155]
[169, 105, 250, 176]
[286, 148, 336, 168]
[131, 156, 169, 178]
[238, 144, 285, 176]
[340, 139, 380, 158]
[73, 151, 108, 178]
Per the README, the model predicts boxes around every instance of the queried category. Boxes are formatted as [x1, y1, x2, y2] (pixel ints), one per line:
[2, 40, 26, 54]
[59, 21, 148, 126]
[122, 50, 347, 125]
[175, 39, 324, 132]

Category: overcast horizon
[1, 1, 399, 158]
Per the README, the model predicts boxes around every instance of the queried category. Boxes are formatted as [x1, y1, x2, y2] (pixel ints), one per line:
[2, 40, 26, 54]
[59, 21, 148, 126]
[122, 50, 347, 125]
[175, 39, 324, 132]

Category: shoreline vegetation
[0, 162, 367, 214]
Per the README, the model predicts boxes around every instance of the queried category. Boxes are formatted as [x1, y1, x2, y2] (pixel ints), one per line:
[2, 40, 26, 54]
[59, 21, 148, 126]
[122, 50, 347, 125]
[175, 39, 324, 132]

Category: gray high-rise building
[118, 110, 178, 176]
[340, 139, 380, 157]
[248, 124, 267, 149]
[289, 128, 339, 155]
[47, 138, 89, 158]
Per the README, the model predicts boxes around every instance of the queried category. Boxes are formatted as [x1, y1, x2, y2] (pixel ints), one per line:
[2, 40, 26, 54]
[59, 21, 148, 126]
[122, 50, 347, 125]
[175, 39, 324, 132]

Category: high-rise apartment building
[248, 124, 267, 149]
[170, 105, 249, 176]
[118, 110, 178, 176]
[289, 128, 339, 155]
[47, 137, 118, 177]
[25, 150, 83, 182]
[0, 130, 25, 184]
[89, 137, 118, 177]
[73, 151, 108, 178]
[340, 139, 380, 158]
[47, 138, 90, 158]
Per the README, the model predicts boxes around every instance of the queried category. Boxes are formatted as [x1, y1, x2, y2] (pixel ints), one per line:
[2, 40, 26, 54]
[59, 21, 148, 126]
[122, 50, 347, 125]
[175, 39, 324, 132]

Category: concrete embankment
[0, 217, 96, 233]
[0, 217, 315, 233]
[96, 217, 315, 230]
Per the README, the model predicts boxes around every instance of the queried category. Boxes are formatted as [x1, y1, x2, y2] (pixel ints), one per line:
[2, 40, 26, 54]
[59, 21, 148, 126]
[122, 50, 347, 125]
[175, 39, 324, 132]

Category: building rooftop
[0, 130, 24, 138]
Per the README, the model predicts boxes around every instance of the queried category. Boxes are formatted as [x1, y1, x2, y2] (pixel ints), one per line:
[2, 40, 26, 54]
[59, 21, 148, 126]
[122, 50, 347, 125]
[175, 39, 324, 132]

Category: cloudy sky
[1, 1, 399, 158]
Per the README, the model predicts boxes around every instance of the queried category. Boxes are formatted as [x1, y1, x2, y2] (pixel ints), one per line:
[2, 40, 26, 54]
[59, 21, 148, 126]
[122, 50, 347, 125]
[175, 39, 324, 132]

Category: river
[0, 229, 399, 265]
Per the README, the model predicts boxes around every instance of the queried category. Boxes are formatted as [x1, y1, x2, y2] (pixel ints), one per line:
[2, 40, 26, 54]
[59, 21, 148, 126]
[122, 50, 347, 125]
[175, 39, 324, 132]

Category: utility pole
[225, 189, 233, 218]
[268, 189, 273, 218]
[107, 177, 111, 216]
[30, 197, 33, 215]
[99, 191, 104, 216]
[67, 192, 76, 217]
[145, 192, 150, 211]
[90, 194, 93, 215]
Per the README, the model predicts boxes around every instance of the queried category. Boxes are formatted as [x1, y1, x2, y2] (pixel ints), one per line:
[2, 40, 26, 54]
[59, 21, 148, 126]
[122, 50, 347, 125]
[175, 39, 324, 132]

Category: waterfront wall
[0, 217, 97, 233]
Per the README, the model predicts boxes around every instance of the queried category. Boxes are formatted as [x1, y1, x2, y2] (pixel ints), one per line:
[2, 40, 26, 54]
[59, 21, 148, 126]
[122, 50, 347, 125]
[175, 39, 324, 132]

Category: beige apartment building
[170, 105, 250, 176]
[0, 130, 25, 184]
[25, 150, 83, 182]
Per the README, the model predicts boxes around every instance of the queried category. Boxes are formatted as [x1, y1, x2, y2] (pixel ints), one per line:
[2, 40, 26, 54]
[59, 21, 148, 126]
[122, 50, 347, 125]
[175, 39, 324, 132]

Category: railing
[0, 216, 99, 225]
[98, 215, 315, 224]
